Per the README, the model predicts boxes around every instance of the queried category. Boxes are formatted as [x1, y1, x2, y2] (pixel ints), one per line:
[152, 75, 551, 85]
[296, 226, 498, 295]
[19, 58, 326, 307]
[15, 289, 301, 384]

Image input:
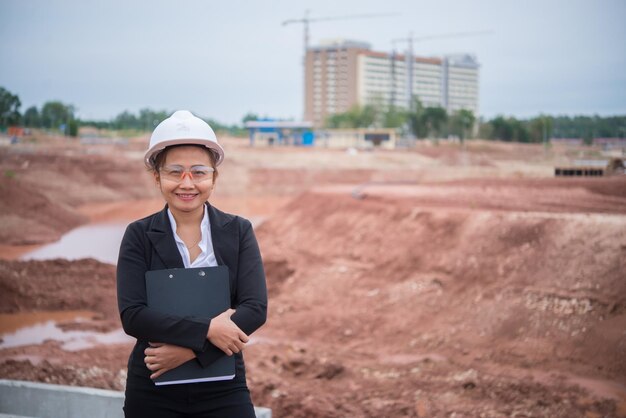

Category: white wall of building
[357, 52, 478, 114]
[307, 40, 480, 127]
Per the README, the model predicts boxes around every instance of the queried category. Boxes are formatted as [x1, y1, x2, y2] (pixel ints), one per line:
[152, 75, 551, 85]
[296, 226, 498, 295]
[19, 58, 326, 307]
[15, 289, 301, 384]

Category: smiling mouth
[176, 193, 198, 200]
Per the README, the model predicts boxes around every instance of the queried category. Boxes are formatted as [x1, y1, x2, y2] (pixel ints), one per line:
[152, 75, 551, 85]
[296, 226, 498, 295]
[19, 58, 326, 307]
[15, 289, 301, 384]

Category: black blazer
[116, 203, 267, 379]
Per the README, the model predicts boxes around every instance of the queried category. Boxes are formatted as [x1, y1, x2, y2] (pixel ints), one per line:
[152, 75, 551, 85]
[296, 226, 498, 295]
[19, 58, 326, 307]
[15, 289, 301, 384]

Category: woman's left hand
[144, 342, 195, 380]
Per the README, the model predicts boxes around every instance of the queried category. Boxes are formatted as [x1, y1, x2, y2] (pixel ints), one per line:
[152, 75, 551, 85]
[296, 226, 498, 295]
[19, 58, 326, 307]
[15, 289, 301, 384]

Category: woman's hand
[144, 342, 195, 380]
[207, 308, 249, 356]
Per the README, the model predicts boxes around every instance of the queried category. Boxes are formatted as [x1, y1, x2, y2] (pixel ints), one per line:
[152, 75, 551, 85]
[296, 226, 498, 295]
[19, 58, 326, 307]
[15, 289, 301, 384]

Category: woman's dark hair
[150, 144, 219, 180]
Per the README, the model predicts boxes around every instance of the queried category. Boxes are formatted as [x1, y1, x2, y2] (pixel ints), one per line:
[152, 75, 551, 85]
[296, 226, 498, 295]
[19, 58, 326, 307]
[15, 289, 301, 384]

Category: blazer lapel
[208, 203, 233, 266]
[146, 205, 185, 269]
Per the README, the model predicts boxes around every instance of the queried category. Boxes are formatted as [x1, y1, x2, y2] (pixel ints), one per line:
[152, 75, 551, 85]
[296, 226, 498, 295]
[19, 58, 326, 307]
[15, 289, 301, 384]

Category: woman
[117, 110, 267, 417]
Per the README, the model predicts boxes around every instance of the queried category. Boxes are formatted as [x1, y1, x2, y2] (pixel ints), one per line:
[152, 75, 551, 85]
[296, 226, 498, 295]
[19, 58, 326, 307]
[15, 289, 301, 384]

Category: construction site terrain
[1, 135, 625, 417]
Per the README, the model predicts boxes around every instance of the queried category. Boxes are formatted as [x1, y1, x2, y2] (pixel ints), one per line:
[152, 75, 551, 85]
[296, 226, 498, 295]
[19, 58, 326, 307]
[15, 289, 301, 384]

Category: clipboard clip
[167, 270, 207, 279]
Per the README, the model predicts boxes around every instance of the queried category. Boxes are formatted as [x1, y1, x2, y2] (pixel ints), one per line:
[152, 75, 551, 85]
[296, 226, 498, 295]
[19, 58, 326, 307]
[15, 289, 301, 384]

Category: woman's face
[154, 145, 216, 216]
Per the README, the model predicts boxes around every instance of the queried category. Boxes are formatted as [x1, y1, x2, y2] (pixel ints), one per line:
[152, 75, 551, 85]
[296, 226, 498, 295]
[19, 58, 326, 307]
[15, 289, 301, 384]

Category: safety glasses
[159, 165, 214, 183]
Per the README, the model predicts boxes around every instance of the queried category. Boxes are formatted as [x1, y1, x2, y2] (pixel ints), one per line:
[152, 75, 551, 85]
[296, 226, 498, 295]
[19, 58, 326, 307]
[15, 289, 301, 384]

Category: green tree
[113, 110, 138, 130]
[68, 119, 79, 137]
[325, 104, 379, 129]
[495, 116, 515, 141]
[325, 112, 348, 128]
[108, 108, 169, 131]
[356, 104, 378, 128]
[382, 106, 407, 129]
[449, 109, 476, 143]
[480, 114, 626, 143]
[0, 86, 22, 127]
[421, 106, 448, 138]
[23, 106, 41, 128]
[489, 115, 529, 142]
[528, 115, 553, 143]
[138, 108, 168, 131]
[477, 116, 492, 139]
[41, 101, 75, 131]
[490, 116, 514, 141]
[241, 112, 258, 124]
[407, 98, 427, 138]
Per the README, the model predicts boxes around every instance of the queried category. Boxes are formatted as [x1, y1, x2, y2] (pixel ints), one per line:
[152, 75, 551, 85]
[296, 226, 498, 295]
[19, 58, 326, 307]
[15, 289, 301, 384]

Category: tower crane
[283, 10, 399, 58]
[283, 11, 399, 120]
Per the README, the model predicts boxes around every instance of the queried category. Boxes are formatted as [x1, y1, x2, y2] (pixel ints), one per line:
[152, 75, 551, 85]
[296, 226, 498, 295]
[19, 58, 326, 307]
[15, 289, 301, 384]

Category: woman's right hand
[207, 309, 249, 356]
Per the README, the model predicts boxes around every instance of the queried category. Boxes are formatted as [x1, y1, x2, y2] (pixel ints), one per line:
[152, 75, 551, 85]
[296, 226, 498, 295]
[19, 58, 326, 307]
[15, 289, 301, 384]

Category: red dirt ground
[250, 186, 626, 417]
[0, 137, 625, 417]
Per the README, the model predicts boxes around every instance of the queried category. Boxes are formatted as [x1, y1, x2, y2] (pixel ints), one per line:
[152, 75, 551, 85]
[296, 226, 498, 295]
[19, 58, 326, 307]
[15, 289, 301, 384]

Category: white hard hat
[144, 110, 225, 168]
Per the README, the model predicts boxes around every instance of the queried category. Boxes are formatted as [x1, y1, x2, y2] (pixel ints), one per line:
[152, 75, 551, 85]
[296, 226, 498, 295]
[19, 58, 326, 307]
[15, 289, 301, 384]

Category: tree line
[325, 100, 476, 142]
[0, 86, 242, 137]
[324, 98, 626, 143]
[2, 86, 625, 142]
[325, 99, 476, 140]
[81, 109, 243, 135]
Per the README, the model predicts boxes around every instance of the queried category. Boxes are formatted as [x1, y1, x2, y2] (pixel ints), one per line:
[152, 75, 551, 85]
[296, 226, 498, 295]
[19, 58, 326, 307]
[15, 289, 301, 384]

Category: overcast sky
[1, 0, 625, 124]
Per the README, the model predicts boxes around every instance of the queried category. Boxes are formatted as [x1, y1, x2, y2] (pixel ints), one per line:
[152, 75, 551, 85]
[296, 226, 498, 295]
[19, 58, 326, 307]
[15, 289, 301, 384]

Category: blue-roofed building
[244, 120, 315, 146]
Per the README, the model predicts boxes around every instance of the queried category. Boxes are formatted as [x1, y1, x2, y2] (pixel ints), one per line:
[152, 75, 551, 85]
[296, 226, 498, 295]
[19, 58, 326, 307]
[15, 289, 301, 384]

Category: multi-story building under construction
[304, 39, 479, 127]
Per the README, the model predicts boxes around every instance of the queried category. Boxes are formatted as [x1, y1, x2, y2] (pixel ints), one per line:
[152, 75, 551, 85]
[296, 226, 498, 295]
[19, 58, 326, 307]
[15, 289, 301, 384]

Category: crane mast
[391, 30, 492, 111]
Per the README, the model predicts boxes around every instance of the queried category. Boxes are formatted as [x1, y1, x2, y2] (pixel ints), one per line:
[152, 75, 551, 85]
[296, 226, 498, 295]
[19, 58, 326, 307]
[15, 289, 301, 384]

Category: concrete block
[0, 380, 271, 418]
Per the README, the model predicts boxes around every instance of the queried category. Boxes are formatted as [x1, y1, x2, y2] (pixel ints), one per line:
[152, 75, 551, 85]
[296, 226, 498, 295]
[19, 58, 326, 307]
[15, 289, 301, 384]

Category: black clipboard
[145, 266, 235, 385]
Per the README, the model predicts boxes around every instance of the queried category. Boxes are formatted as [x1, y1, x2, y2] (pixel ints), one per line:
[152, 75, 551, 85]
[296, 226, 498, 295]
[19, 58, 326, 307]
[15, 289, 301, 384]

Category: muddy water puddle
[20, 222, 129, 264]
[0, 311, 132, 351]
[3, 199, 273, 351]
[18, 206, 266, 264]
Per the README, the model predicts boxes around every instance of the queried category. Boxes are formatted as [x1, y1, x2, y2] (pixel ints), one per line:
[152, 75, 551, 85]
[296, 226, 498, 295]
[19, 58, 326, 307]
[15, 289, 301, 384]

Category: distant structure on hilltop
[305, 39, 480, 127]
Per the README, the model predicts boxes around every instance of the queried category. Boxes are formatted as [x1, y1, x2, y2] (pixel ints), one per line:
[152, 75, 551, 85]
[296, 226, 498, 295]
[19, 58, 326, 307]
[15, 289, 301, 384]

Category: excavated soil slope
[0, 147, 155, 245]
[248, 181, 626, 417]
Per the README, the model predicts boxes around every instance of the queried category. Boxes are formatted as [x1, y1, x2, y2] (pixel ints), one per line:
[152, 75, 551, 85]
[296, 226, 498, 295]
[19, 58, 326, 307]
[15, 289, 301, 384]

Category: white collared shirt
[167, 205, 218, 268]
